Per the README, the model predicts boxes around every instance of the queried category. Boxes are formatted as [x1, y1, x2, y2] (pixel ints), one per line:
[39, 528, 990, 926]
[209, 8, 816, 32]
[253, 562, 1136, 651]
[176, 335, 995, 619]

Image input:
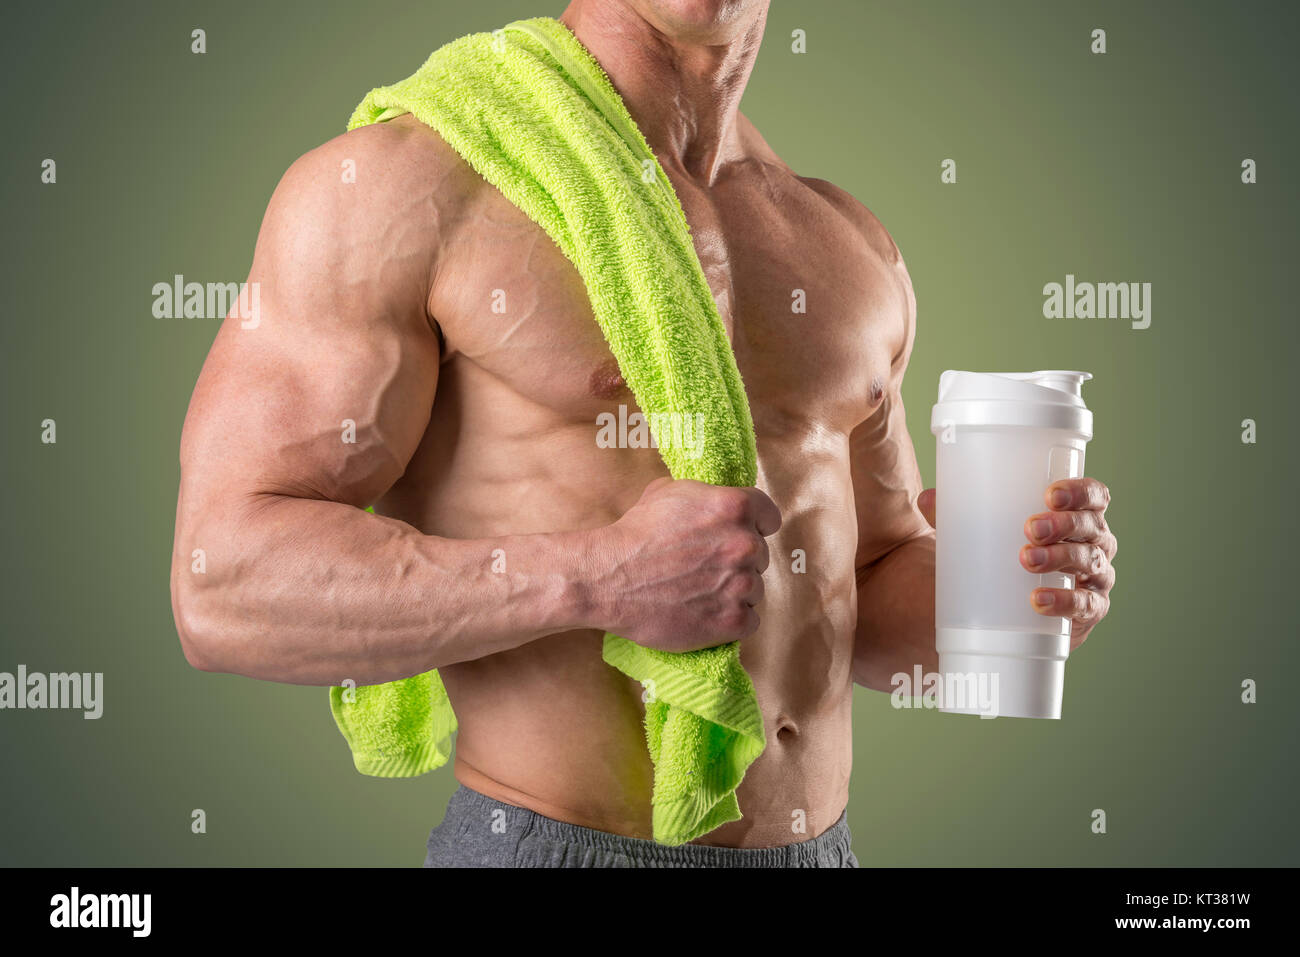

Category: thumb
[917, 488, 936, 529]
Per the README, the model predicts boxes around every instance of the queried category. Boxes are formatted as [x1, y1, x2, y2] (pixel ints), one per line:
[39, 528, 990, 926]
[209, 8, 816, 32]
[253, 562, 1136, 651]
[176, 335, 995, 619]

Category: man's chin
[624, 0, 766, 44]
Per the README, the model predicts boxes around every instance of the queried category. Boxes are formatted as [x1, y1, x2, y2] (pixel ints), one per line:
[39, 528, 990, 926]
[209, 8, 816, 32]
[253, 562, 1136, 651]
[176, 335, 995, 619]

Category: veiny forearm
[852, 532, 936, 691]
[172, 493, 601, 686]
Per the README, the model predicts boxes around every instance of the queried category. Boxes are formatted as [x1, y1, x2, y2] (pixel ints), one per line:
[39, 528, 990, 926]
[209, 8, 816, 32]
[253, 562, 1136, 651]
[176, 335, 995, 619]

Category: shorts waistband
[444, 785, 853, 867]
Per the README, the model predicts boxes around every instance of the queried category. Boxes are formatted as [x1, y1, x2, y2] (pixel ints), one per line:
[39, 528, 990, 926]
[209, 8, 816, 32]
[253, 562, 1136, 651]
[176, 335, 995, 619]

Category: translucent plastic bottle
[929, 371, 1094, 719]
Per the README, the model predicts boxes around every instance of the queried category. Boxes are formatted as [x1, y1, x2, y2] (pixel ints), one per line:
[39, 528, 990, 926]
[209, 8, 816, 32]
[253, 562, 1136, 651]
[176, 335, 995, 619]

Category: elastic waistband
[445, 785, 852, 867]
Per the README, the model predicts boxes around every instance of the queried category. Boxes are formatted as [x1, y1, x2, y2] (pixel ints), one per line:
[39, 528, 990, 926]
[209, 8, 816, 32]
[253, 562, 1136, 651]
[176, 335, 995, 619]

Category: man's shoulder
[736, 113, 906, 271]
[737, 124, 917, 349]
[272, 115, 481, 241]
[338, 112, 469, 176]
[795, 174, 905, 271]
[247, 115, 486, 337]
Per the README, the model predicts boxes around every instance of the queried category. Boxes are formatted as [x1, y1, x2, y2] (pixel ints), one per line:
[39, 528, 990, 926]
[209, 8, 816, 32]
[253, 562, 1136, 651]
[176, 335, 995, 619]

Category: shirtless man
[170, 0, 1117, 867]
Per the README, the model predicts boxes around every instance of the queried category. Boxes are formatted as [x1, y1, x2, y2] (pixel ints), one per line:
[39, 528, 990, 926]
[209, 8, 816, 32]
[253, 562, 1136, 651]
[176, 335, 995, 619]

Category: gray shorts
[422, 785, 858, 868]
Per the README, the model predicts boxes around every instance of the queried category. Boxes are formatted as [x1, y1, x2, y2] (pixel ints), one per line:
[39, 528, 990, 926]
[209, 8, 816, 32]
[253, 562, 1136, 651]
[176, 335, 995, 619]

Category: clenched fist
[598, 477, 782, 652]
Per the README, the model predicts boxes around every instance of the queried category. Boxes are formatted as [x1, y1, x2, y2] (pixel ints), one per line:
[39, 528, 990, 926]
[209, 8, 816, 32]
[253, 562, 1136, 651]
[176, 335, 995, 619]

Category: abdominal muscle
[382, 382, 859, 849]
[443, 610, 856, 849]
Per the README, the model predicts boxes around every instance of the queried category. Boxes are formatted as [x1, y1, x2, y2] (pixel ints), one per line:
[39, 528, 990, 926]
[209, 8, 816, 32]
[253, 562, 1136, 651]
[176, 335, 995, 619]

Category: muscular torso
[374, 113, 909, 847]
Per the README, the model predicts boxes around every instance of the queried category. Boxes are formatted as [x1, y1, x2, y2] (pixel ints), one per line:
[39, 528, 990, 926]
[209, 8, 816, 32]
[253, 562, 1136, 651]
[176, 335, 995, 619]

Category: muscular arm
[842, 213, 1115, 687]
[844, 218, 937, 692]
[172, 119, 781, 686]
[171, 122, 599, 686]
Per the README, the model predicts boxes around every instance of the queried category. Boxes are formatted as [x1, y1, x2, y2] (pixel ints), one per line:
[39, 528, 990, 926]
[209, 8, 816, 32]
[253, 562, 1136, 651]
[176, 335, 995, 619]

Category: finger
[745, 488, 783, 537]
[1031, 586, 1109, 623]
[1084, 561, 1116, 594]
[1023, 545, 1116, 594]
[726, 604, 759, 640]
[917, 488, 936, 529]
[1046, 477, 1111, 513]
[1020, 542, 1109, 577]
[742, 569, 765, 607]
[1025, 509, 1115, 553]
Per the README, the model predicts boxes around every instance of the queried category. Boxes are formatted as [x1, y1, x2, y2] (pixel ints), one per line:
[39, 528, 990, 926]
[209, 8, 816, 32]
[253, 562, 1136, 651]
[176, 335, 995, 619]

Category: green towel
[329, 15, 766, 846]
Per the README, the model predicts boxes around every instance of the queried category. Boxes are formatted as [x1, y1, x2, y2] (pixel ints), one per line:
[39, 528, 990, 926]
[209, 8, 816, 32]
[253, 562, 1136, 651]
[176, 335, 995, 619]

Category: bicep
[179, 131, 442, 514]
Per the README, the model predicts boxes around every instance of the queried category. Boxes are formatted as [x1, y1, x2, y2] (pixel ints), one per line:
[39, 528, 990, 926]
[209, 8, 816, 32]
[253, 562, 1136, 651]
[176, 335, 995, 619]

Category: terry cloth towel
[329, 15, 766, 846]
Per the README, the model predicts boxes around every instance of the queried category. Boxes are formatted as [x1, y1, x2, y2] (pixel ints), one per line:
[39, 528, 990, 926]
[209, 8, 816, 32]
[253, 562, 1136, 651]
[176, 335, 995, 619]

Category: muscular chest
[434, 175, 902, 438]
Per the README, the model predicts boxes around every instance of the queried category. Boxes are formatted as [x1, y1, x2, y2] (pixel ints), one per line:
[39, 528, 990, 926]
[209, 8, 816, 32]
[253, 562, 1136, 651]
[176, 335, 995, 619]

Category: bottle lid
[930, 370, 1093, 437]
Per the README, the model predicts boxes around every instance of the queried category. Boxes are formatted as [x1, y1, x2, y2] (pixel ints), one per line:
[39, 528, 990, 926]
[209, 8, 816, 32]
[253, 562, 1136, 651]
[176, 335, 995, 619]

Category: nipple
[588, 358, 627, 399]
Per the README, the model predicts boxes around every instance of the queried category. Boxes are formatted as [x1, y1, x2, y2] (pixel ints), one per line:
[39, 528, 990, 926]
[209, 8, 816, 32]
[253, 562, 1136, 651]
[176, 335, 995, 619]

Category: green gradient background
[2, 0, 1296, 866]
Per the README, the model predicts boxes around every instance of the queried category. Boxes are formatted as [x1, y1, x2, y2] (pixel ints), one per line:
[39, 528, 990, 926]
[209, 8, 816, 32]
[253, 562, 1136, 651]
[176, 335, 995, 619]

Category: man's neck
[558, 0, 768, 184]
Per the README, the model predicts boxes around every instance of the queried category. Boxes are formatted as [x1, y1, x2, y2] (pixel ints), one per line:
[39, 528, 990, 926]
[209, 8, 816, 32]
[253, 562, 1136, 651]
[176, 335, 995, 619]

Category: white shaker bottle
[929, 370, 1094, 719]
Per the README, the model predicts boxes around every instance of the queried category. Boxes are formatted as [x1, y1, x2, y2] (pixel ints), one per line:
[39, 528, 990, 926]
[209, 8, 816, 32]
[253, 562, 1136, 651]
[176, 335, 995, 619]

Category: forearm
[172, 493, 603, 686]
[852, 532, 936, 691]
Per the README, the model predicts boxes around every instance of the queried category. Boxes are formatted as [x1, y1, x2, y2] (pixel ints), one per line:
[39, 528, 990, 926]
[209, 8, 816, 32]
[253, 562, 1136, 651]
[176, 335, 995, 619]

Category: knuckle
[1094, 591, 1110, 619]
[721, 605, 750, 633]
[720, 531, 759, 565]
[723, 570, 750, 598]
[716, 489, 750, 523]
[1083, 589, 1102, 618]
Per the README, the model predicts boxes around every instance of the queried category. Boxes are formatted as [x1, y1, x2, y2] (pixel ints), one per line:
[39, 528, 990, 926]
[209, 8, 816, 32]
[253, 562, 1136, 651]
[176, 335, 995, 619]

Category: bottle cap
[930, 370, 1093, 437]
